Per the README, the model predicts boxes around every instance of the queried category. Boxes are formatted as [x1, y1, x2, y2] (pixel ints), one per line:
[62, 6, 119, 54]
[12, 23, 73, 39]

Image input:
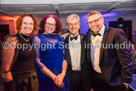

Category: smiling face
[67, 18, 80, 36]
[87, 14, 104, 33]
[20, 16, 34, 35]
[44, 17, 56, 34]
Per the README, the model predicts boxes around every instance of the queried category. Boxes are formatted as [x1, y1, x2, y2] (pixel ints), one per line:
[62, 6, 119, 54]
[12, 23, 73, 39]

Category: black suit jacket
[64, 34, 92, 90]
[86, 26, 132, 86]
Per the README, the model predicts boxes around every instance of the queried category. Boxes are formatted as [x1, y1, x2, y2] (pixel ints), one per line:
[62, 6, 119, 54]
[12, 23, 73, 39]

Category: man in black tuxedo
[86, 11, 132, 91]
[64, 14, 92, 91]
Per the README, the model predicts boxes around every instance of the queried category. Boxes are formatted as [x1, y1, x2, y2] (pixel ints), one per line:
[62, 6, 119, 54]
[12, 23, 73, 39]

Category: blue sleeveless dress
[33, 34, 69, 91]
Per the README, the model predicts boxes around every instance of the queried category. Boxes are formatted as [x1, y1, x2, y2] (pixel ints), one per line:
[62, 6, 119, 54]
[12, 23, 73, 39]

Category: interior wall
[60, 15, 136, 43]
[0, 14, 136, 43]
[60, 18, 67, 29]
[0, 20, 16, 35]
[104, 15, 136, 43]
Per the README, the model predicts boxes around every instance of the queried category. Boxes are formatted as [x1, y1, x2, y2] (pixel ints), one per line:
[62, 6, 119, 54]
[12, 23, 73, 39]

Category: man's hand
[124, 83, 129, 89]
[61, 33, 69, 39]
[90, 88, 94, 91]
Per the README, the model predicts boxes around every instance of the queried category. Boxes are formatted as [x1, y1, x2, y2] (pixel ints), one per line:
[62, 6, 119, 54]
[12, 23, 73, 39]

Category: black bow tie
[92, 33, 101, 37]
[70, 35, 78, 41]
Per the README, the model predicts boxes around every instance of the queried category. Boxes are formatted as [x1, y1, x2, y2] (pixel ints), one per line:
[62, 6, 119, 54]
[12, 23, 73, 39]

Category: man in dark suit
[64, 14, 92, 91]
[86, 11, 132, 91]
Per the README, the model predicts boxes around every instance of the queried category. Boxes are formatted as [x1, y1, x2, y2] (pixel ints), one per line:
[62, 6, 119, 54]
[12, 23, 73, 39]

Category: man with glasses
[86, 11, 132, 91]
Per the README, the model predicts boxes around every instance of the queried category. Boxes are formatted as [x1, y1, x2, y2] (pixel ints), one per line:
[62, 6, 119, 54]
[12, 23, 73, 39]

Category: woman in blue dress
[33, 15, 69, 91]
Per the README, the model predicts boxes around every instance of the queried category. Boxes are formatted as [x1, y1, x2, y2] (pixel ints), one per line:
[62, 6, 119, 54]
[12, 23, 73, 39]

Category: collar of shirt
[99, 25, 105, 36]
[70, 33, 79, 37]
[91, 25, 105, 39]
[69, 33, 80, 43]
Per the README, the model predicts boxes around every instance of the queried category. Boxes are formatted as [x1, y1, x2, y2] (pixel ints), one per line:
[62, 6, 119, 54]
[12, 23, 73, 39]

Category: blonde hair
[87, 11, 102, 19]
[66, 14, 80, 24]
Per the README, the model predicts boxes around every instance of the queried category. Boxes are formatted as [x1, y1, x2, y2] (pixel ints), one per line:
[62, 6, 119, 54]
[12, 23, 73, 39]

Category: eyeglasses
[45, 22, 56, 27]
[88, 17, 102, 24]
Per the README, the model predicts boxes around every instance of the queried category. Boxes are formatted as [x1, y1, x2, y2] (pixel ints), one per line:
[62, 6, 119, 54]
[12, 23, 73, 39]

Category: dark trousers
[70, 71, 87, 91]
[93, 72, 128, 91]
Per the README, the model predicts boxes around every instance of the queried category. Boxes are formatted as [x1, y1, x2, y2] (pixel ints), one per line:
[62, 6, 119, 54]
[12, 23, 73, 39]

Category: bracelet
[2, 70, 10, 73]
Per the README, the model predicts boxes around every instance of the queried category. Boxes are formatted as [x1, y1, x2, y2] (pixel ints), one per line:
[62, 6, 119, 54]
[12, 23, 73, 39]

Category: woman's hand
[55, 71, 66, 88]
[54, 59, 67, 88]
[53, 76, 64, 88]
[1, 71, 13, 82]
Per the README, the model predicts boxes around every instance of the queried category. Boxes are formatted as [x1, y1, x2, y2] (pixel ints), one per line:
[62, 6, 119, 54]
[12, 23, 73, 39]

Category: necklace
[19, 33, 29, 42]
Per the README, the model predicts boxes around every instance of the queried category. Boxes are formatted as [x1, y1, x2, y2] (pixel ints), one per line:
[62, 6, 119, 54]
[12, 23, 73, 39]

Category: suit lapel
[80, 34, 85, 64]
[87, 30, 93, 62]
[87, 30, 92, 44]
[65, 35, 72, 65]
[99, 26, 110, 64]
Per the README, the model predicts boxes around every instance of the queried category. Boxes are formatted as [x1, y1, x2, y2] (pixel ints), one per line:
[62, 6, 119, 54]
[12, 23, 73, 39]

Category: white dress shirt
[69, 34, 81, 71]
[91, 25, 105, 73]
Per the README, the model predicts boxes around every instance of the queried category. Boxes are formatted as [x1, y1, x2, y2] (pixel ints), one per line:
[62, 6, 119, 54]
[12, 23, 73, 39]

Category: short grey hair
[66, 14, 80, 24]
